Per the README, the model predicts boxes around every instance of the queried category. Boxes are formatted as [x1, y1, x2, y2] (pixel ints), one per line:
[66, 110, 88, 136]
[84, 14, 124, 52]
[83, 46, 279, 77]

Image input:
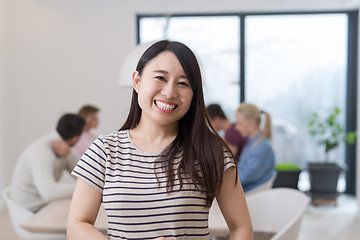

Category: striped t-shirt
[72, 130, 235, 240]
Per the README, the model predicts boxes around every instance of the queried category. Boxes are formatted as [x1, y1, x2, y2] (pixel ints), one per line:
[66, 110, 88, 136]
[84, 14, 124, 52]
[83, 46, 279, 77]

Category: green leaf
[307, 107, 356, 157]
[345, 132, 357, 144]
[276, 163, 300, 171]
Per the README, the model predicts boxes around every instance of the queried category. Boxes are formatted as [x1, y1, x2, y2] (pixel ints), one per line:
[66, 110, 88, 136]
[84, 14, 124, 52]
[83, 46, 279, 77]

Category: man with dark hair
[10, 113, 85, 212]
[56, 113, 85, 140]
[207, 104, 247, 161]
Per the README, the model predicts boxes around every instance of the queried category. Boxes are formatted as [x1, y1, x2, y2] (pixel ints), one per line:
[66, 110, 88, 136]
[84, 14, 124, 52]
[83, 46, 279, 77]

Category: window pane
[245, 14, 348, 190]
[139, 16, 240, 120]
[139, 13, 350, 192]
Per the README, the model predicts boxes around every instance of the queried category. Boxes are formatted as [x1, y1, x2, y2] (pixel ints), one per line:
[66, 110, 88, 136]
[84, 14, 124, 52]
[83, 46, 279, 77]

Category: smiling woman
[132, 51, 193, 127]
[66, 40, 253, 240]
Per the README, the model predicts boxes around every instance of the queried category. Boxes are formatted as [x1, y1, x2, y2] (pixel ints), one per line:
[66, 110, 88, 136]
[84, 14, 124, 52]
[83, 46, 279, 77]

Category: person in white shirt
[10, 113, 85, 212]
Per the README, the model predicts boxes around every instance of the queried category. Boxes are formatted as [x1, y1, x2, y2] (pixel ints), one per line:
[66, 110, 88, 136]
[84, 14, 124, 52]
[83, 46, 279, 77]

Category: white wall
[357, 0, 360, 218]
[0, 0, 15, 209]
[1, 0, 360, 207]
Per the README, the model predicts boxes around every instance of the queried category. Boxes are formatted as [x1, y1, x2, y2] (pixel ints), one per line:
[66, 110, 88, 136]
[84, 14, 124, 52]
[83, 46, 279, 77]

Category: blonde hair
[78, 105, 99, 129]
[237, 103, 272, 143]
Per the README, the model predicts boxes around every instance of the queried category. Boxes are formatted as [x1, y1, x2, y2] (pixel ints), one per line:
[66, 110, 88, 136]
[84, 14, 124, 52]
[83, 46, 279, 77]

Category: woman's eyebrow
[152, 69, 188, 79]
[152, 69, 168, 74]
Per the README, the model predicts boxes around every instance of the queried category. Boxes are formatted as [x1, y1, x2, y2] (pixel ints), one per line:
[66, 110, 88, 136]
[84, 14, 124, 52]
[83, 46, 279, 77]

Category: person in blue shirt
[235, 102, 276, 193]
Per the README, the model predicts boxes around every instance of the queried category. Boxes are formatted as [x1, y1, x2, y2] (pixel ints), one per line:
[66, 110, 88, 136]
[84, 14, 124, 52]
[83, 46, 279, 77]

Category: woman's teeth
[156, 101, 176, 111]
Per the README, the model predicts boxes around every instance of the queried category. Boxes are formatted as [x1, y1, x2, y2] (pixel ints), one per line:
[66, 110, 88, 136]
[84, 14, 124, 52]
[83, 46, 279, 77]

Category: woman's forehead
[144, 51, 185, 74]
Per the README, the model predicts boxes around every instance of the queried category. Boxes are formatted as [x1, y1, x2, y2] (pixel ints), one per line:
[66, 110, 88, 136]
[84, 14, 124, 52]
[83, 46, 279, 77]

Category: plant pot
[308, 162, 342, 199]
[273, 170, 301, 189]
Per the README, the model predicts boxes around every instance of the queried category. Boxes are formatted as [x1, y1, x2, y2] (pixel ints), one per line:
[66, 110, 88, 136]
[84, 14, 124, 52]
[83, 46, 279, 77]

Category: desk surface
[20, 198, 108, 234]
[21, 198, 229, 237]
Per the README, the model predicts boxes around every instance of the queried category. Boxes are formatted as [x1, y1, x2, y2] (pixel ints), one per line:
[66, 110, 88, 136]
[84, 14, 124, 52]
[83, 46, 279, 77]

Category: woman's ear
[249, 118, 257, 129]
[132, 71, 140, 93]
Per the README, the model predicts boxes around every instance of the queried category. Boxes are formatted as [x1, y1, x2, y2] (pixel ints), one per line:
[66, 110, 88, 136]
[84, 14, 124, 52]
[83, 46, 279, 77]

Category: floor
[0, 194, 359, 240]
[298, 194, 360, 240]
[0, 207, 20, 240]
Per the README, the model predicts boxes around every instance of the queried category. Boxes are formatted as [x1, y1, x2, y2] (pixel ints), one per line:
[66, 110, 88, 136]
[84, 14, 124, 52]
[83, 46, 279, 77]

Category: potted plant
[272, 163, 301, 189]
[307, 107, 356, 204]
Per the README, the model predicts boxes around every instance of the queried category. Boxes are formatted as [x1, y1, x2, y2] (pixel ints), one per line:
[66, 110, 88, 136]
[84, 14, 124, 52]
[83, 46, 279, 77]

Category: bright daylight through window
[138, 13, 349, 192]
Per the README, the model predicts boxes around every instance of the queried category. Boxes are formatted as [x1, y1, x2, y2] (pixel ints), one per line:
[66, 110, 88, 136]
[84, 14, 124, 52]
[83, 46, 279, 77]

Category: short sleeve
[71, 137, 107, 193]
[223, 147, 236, 171]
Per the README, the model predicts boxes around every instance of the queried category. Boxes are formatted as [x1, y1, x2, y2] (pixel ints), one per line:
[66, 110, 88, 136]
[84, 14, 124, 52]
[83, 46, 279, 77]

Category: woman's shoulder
[96, 129, 129, 144]
[256, 138, 274, 151]
[259, 137, 271, 144]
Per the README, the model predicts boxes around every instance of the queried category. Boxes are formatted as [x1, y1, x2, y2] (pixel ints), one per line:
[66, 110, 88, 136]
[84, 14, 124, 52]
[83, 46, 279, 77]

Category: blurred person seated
[207, 103, 247, 161]
[72, 105, 99, 158]
[10, 113, 85, 212]
[235, 102, 276, 192]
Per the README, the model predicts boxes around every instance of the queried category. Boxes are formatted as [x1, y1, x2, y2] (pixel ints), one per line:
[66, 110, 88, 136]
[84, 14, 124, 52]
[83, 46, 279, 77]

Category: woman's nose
[161, 82, 178, 99]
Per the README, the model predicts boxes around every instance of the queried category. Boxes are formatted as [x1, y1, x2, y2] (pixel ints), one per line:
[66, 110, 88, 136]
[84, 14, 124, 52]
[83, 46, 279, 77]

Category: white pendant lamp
[118, 41, 158, 87]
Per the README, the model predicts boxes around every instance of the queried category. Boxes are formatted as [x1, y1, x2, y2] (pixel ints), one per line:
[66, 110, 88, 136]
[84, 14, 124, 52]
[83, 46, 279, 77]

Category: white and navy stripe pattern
[72, 130, 235, 240]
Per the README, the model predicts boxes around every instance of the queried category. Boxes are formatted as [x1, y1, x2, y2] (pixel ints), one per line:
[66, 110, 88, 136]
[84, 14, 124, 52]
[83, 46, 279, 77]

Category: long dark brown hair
[120, 40, 235, 206]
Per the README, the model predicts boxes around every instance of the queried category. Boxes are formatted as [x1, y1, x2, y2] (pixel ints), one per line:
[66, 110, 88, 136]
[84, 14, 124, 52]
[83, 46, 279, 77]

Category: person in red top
[72, 105, 100, 158]
[207, 104, 247, 162]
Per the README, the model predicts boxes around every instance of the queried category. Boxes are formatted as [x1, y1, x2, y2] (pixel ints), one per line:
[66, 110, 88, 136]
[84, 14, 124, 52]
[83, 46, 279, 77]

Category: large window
[137, 11, 357, 193]
[245, 14, 348, 168]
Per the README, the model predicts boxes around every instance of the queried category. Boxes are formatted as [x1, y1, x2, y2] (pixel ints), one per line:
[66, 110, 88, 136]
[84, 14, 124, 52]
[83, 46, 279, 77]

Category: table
[208, 199, 230, 237]
[20, 198, 108, 234]
[20, 198, 229, 237]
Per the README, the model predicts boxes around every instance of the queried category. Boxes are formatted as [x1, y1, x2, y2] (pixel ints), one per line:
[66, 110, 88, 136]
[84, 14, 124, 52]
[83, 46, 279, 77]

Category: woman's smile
[154, 100, 178, 112]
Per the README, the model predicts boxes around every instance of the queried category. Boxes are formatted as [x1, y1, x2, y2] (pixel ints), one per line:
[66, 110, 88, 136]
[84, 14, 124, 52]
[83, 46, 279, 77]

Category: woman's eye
[155, 76, 166, 81]
[179, 81, 190, 87]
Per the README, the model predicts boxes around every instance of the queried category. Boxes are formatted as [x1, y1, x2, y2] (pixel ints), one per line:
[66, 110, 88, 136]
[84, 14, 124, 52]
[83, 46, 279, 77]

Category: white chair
[245, 176, 275, 197]
[2, 187, 66, 240]
[209, 198, 229, 239]
[246, 188, 310, 240]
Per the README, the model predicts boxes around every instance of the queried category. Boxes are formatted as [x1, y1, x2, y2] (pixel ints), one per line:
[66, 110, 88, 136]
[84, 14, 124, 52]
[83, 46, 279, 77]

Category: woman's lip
[155, 99, 176, 105]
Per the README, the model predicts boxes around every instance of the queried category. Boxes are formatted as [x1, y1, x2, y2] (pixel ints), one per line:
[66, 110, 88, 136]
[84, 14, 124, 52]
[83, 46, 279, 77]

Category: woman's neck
[84, 125, 91, 132]
[249, 128, 261, 139]
[129, 120, 178, 152]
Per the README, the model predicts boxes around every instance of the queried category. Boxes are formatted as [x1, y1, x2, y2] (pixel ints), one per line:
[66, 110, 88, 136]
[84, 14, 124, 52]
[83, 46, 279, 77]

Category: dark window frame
[137, 10, 358, 195]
